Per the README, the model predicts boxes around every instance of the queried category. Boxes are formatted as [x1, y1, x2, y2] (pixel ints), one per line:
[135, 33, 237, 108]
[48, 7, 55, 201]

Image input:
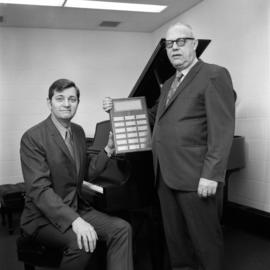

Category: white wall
[0, 27, 153, 185]
[153, 0, 270, 211]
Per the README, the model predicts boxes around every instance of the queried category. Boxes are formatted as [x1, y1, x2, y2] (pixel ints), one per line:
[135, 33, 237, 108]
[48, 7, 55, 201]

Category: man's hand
[105, 131, 115, 157]
[197, 178, 218, 198]
[72, 217, 98, 253]
[103, 97, 113, 113]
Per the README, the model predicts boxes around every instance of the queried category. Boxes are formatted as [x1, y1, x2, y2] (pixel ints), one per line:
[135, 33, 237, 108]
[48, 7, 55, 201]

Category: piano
[85, 39, 245, 270]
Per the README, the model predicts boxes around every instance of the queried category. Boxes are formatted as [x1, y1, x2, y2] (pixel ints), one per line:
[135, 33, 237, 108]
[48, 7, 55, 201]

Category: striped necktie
[65, 129, 75, 160]
[166, 72, 183, 106]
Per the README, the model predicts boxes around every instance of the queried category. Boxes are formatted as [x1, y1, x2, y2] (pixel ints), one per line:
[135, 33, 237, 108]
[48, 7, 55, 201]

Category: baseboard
[223, 202, 270, 236]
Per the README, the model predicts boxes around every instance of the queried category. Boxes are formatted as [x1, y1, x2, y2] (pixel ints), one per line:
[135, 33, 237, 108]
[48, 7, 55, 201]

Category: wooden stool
[16, 233, 62, 270]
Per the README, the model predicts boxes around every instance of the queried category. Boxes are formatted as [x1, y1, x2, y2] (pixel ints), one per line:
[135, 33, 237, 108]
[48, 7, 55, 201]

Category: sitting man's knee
[117, 219, 132, 233]
[110, 218, 132, 241]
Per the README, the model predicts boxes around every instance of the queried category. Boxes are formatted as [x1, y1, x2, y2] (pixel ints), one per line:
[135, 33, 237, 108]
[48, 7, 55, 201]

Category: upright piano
[86, 39, 245, 269]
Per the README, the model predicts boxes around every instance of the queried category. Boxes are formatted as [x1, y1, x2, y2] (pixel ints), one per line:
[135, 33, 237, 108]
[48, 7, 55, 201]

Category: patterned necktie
[65, 129, 75, 160]
[166, 72, 183, 106]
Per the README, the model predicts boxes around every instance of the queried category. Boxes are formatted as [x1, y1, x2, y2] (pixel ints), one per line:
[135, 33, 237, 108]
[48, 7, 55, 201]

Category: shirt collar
[51, 114, 71, 140]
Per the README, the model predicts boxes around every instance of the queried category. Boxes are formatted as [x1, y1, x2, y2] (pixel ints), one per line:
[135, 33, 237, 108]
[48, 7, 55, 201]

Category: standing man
[103, 22, 235, 270]
[20, 78, 133, 270]
[148, 22, 235, 270]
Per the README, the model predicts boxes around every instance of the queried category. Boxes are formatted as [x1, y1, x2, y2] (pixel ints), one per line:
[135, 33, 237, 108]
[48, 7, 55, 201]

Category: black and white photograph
[0, 1, 270, 270]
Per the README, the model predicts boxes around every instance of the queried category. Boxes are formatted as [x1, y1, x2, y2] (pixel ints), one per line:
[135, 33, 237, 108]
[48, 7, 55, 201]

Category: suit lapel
[157, 60, 203, 120]
[45, 117, 77, 173]
[156, 76, 174, 120]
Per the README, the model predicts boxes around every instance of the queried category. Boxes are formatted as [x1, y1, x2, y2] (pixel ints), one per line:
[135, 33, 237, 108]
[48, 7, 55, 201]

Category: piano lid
[129, 39, 211, 108]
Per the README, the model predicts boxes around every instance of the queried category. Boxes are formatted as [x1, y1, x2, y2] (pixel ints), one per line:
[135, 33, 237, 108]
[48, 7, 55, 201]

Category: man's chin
[173, 62, 184, 69]
[60, 115, 74, 121]
[173, 62, 190, 70]
[60, 112, 73, 116]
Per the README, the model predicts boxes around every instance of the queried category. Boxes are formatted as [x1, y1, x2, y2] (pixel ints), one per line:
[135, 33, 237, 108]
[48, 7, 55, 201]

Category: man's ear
[47, 98, 52, 110]
[193, 39, 199, 51]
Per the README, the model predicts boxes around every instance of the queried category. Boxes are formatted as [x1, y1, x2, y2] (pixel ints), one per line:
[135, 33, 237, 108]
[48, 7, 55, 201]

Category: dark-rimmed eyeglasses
[165, 37, 194, 49]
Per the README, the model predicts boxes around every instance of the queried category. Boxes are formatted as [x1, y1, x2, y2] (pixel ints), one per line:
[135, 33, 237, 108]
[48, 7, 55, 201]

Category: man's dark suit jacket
[20, 116, 109, 235]
[149, 59, 235, 191]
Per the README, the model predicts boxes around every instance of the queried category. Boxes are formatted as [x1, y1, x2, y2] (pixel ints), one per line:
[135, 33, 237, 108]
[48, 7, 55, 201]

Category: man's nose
[172, 41, 179, 49]
[63, 99, 71, 106]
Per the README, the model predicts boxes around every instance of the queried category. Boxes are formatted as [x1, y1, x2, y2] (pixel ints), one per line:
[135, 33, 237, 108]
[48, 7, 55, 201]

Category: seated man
[20, 78, 133, 270]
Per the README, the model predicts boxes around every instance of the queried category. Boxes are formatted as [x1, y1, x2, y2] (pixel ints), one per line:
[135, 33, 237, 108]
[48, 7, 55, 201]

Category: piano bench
[16, 232, 107, 270]
[16, 233, 62, 270]
[0, 183, 25, 234]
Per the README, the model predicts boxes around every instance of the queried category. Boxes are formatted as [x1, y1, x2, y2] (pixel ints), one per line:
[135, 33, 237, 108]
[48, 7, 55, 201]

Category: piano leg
[148, 206, 171, 270]
[122, 204, 170, 270]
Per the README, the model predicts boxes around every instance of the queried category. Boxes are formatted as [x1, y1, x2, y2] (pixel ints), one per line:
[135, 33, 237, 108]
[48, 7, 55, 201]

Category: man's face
[166, 25, 198, 70]
[47, 87, 79, 123]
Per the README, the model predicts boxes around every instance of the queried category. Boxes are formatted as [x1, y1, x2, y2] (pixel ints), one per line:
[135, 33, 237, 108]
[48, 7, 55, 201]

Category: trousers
[34, 208, 133, 270]
[157, 173, 224, 270]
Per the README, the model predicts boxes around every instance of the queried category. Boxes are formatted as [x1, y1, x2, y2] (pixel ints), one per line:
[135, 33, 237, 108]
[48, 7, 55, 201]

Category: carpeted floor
[1, 207, 270, 270]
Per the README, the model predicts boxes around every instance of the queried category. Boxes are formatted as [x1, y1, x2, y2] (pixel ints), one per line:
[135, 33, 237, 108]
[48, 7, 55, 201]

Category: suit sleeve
[87, 150, 110, 181]
[20, 132, 79, 233]
[201, 68, 235, 182]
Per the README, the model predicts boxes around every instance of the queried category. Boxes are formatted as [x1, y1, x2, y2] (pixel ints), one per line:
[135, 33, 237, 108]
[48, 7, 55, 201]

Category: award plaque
[110, 97, 152, 154]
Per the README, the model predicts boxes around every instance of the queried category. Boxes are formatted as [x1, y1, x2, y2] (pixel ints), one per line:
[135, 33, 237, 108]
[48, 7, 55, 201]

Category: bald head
[166, 23, 195, 40]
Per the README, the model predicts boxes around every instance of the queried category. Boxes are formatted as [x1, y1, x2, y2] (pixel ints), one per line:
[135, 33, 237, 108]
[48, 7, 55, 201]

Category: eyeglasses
[165, 37, 194, 49]
[54, 96, 78, 103]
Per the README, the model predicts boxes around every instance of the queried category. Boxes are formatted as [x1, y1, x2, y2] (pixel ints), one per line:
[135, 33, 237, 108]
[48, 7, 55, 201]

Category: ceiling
[0, 0, 203, 32]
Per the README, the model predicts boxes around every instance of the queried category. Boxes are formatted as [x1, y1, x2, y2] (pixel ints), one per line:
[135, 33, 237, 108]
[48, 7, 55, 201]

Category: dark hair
[48, 79, 80, 101]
